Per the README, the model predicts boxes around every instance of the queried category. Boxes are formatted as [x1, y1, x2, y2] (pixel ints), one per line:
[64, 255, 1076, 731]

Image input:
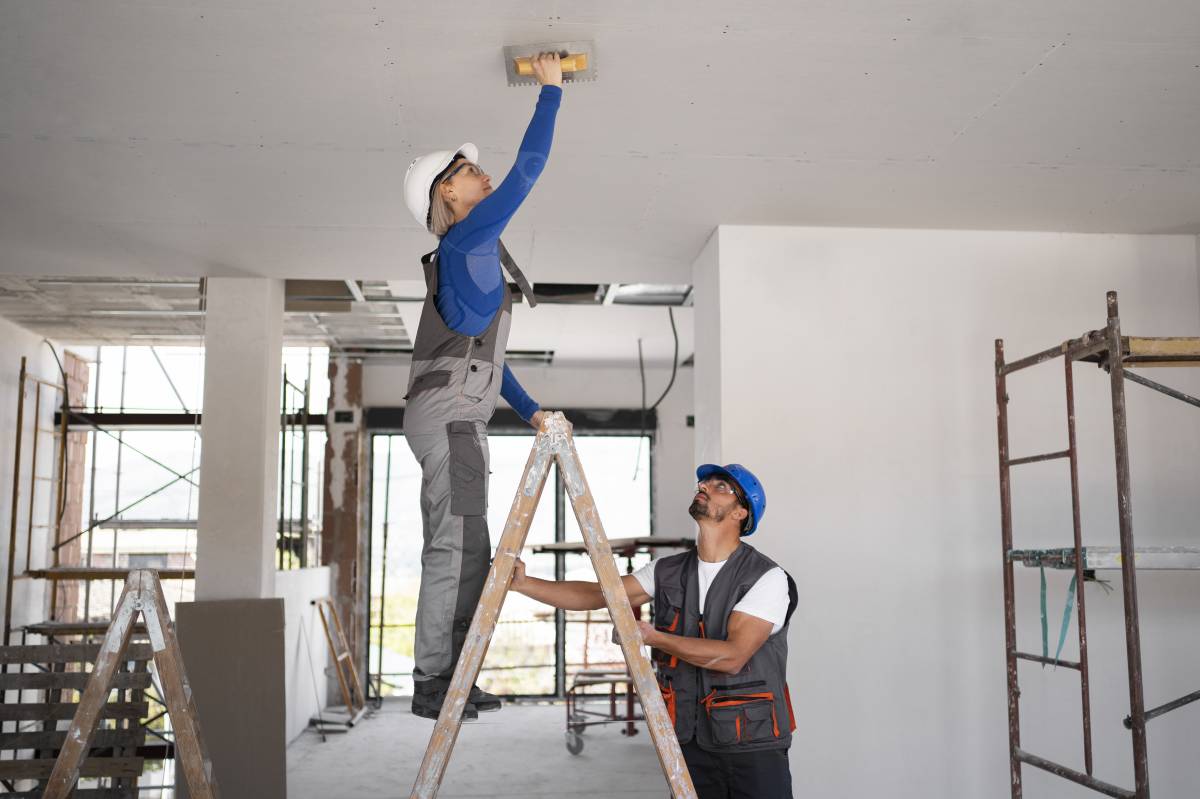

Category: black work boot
[468, 684, 502, 712]
[411, 679, 478, 721]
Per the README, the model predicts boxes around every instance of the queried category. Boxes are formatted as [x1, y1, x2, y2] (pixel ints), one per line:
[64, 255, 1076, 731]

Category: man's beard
[688, 496, 726, 523]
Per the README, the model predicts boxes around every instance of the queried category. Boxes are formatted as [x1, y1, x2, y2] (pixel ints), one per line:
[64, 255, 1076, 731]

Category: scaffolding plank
[25, 567, 195, 581]
[1010, 546, 1200, 571]
[1124, 336, 1200, 365]
[94, 519, 196, 530]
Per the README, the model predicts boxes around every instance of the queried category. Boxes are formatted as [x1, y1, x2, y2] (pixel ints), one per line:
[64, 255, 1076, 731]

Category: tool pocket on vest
[462, 359, 494, 402]
[651, 607, 682, 669]
[658, 678, 677, 726]
[743, 701, 780, 742]
[446, 421, 487, 516]
[404, 369, 451, 400]
[708, 704, 742, 746]
[703, 691, 780, 745]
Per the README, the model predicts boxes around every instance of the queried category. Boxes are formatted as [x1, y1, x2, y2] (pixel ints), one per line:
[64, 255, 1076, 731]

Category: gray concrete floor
[287, 699, 670, 798]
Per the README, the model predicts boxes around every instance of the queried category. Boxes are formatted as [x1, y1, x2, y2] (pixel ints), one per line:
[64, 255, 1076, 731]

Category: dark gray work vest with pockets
[652, 544, 798, 753]
[403, 241, 537, 429]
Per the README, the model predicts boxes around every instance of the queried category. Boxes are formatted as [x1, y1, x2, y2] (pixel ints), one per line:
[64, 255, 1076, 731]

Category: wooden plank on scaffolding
[1009, 546, 1200, 571]
[1124, 336, 1200, 365]
[26, 566, 196, 581]
[409, 413, 696, 799]
[43, 570, 220, 799]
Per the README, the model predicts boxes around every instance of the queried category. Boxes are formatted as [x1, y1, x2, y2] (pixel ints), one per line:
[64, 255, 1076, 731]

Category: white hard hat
[403, 142, 479, 231]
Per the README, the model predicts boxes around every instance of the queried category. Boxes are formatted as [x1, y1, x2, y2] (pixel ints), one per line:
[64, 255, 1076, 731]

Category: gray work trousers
[406, 419, 491, 683]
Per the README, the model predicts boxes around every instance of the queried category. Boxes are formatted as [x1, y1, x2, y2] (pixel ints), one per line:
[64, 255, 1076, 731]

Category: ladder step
[1006, 450, 1071, 467]
[25, 620, 149, 637]
[1015, 651, 1081, 671]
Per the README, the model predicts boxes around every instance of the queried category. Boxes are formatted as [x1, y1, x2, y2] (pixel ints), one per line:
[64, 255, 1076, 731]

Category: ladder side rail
[556, 434, 697, 799]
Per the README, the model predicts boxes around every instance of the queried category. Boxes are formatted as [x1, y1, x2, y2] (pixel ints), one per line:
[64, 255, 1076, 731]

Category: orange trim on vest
[784, 682, 797, 733]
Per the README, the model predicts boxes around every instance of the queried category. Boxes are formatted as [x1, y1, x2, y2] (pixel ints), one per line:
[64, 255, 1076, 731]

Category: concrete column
[182, 277, 287, 799]
[195, 277, 284, 600]
[321, 355, 368, 693]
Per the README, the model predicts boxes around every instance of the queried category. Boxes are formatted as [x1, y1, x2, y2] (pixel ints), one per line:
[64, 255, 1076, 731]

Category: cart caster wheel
[568, 714, 586, 735]
[565, 730, 584, 755]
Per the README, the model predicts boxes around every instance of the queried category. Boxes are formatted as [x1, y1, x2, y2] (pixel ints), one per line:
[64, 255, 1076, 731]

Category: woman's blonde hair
[429, 187, 456, 238]
[428, 153, 468, 237]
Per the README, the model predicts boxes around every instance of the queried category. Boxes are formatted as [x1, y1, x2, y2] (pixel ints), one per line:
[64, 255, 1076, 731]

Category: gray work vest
[403, 241, 536, 426]
[652, 544, 798, 753]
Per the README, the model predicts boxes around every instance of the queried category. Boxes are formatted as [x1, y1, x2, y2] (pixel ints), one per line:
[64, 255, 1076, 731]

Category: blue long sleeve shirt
[435, 85, 562, 423]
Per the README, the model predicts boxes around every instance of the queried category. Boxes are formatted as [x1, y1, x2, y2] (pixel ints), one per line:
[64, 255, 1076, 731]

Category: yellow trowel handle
[513, 52, 589, 76]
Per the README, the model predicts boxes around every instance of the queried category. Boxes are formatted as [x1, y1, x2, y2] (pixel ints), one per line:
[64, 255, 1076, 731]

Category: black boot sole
[411, 701, 479, 721]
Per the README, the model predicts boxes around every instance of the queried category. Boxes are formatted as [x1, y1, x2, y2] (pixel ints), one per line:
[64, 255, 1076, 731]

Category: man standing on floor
[511, 463, 797, 799]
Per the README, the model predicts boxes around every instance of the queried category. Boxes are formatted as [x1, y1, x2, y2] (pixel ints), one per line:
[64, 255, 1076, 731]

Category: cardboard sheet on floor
[176, 597, 286, 799]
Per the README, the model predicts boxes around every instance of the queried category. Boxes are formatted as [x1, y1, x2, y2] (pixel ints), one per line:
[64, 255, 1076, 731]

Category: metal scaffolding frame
[4, 344, 329, 795]
[995, 291, 1200, 799]
[278, 352, 324, 571]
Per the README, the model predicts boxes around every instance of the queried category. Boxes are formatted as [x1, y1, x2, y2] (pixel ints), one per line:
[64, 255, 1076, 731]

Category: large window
[367, 431, 652, 698]
[58, 345, 329, 623]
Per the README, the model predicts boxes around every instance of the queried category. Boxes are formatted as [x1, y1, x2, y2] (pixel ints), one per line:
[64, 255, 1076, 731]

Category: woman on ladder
[400, 52, 563, 721]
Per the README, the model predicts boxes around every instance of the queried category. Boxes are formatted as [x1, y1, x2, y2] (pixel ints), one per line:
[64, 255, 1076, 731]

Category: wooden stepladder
[411, 413, 697, 799]
[44, 569, 220, 799]
[313, 597, 367, 725]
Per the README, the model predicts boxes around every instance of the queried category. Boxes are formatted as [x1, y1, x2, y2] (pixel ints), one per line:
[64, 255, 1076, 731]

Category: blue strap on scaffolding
[1039, 564, 1078, 668]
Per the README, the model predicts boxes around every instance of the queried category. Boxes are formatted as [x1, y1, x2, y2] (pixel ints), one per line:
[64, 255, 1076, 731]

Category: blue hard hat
[695, 463, 766, 536]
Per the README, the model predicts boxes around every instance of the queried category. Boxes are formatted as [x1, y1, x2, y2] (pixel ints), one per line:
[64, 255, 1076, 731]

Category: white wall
[276, 566, 333, 744]
[363, 363, 697, 536]
[695, 226, 1200, 798]
[0, 317, 67, 637]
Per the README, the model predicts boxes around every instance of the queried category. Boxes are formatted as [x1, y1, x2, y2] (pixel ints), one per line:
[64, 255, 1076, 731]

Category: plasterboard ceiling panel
[550, 28, 1061, 162]
[940, 40, 1200, 169]
[647, 154, 1200, 233]
[0, 134, 408, 232]
[561, 0, 1200, 42]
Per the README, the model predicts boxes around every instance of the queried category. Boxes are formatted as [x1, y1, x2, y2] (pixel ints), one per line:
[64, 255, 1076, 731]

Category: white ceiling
[0, 1, 1198, 361]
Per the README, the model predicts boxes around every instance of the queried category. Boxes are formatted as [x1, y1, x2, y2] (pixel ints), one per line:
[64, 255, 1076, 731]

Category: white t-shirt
[632, 558, 791, 635]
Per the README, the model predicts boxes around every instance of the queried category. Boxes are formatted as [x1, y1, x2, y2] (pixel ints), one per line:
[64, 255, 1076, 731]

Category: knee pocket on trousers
[446, 421, 487, 516]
